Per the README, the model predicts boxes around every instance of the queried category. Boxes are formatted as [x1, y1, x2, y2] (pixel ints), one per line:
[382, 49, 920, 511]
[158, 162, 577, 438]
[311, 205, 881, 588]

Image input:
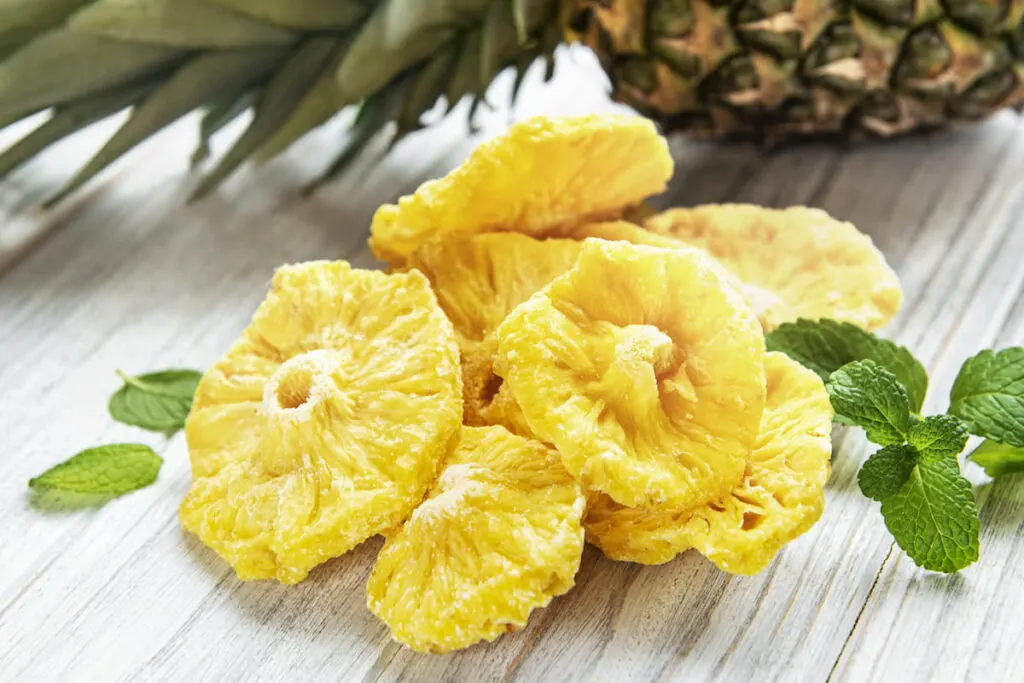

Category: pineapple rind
[571, 0, 1024, 142]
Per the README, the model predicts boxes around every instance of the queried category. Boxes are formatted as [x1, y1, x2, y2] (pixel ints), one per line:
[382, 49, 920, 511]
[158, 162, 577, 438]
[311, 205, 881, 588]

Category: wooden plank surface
[1, 51, 1022, 683]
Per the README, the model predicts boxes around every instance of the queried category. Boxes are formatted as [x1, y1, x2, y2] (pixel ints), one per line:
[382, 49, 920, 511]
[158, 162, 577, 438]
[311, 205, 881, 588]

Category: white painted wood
[0, 50, 1022, 683]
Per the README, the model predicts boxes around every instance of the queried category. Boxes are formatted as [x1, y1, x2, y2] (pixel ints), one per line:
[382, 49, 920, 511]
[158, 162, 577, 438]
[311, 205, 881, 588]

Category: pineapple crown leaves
[0, 0, 563, 204]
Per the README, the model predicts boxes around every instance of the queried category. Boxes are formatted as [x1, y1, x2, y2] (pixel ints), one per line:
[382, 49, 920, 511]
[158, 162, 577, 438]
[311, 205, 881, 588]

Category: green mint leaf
[29, 444, 162, 495]
[880, 454, 980, 573]
[827, 360, 914, 445]
[765, 318, 928, 412]
[969, 439, 1024, 477]
[109, 369, 202, 433]
[907, 415, 969, 459]
[949, 348, 1024, 446]
[859, 444, 918, 501]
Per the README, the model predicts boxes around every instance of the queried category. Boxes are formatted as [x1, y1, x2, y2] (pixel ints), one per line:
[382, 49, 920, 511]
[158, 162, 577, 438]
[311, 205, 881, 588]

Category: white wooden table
[1, 52, 1022, 683]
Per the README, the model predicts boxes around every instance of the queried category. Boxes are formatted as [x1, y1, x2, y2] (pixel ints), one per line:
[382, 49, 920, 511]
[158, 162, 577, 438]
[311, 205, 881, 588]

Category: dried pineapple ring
[572, 220, 757, 299]
[495, 239, 766, 512]
[460, 336, 537, 437]
[367, 426, 585, 653]
[369, 114, 673, 263]
[572, 220, 685, 250]
[585, 352, 833, 574]
[180, 261, 462, 584]
[407, 232, 582, 346]
[406, 232, 581, 432]
[644, 204, 902, 332]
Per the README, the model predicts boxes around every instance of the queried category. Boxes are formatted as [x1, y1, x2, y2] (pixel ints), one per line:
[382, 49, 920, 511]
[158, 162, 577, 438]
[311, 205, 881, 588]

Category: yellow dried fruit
[407, 232, 583, 346]
[406, 232, 581, 433]
[460, 336, 539, 437]
[180, 261, 462, 584]
[369, 114, 673, 263]
[645, 204, 902, 332]
[585, 352, 833, 574]
[570, 220, 754, 292]
[495, 239, 766, 512]
[367, 426, 585, 653]
[571, 220, 685, 250]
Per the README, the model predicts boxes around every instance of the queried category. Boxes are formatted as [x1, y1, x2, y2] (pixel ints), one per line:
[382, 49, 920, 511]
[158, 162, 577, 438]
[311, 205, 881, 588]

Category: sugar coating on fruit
[585, 353, 833, 574]
[405, 232, 581, 434]
[179, 261, 462, 584]
[645, 204, 902, 332]
[410, 463, 489, 523]
[369, 114, 673, 263]
[367, 426, 585, 653]
[494, 239, 767, 512]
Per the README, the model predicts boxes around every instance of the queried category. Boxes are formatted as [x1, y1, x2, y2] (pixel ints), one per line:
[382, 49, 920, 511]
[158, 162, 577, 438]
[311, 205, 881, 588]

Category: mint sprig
[908, 415, 969, 458]
[29, 366, 202, 503]
[29, 444, 162, 495]
[858, 444, 916, 501]
[970, 440, 1024, 477]
[829, 366, 978, 573]
[770, 319, 1024, 573]
[767, 319, 928, 412]
[855, 415, 977, 572]
[949, 348, 1024, 446]
[109, 369, 202, 433]
[827, 360, 913, 445]
[879, 453, 980, 574]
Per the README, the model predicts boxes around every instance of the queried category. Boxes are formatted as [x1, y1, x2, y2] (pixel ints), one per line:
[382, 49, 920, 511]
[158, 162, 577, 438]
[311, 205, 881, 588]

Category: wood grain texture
[1, 50, 1022, 683]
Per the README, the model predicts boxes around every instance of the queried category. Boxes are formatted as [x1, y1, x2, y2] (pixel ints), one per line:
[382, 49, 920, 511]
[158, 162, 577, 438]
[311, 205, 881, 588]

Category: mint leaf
[766, 319, 928, 412]
[970, 439, 1024, 477]
[949, 348, 1024, 446]
[29, 444, 162, 495]
[827, 360, 914, 445]
[859, 444, 917, 501]
[109, 369, 202, 433]
[908, 415, 969, 459]
[880, 454, 980, 573]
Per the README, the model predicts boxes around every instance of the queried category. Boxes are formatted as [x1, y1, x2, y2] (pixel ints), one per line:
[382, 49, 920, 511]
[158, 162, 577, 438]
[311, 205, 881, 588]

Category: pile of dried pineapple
[180, 115, 902, 653]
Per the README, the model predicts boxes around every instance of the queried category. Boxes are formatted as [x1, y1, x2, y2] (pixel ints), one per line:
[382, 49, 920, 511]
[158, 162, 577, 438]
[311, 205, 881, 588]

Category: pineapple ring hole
[481, 372, 504, 404]
[263, 350, 342, 414]
[741, 512, 765, 531]
[597, 324, 685, 416]
[618, 325, 676, 375]
[275, 367, 314, 410]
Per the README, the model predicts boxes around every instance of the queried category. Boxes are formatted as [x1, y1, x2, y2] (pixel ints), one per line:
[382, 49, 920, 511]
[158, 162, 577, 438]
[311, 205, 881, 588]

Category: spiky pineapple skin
[567, 0, 1024, 142]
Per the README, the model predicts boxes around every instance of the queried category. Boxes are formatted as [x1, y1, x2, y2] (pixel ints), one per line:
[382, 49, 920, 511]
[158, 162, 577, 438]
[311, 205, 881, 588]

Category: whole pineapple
[0, 0, 1021, 202]
[574, 0, 1024, 140]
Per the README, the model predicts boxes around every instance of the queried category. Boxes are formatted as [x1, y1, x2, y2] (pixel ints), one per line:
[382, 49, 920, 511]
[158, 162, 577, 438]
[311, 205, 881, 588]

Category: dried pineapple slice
[461, 336, 539, 437]
[367, 426, 585, 653]
[180, 261, 462, 584]
[407, 232, 582, 346]
[585, 352, 833, 574]
[571, 220, 685, 250]
[645, 205, 902, 331]
[406, 232, 581, 432]
[369, 114, 673, 263]
[571, 221, 756, 297]
[495, 239, 766, 512]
